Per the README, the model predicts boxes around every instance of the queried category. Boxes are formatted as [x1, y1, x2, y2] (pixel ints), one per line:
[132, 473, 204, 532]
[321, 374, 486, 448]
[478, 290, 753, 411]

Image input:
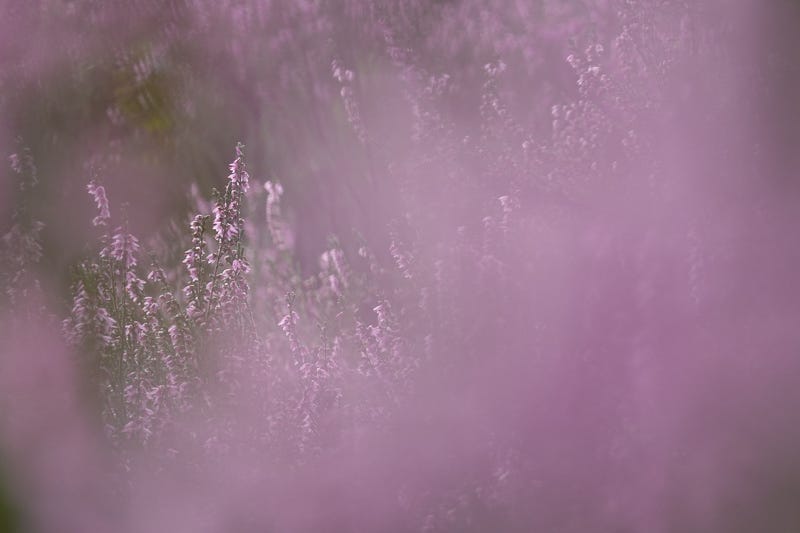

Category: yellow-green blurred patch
[112, 46, 175, 135]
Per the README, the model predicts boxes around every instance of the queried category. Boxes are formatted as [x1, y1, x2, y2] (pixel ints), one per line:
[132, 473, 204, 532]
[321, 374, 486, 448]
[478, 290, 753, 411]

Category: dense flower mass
[2, 1, 800, 532]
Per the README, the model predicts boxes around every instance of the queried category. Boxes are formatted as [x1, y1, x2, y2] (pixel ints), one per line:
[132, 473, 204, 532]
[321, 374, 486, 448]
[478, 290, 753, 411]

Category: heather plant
[4, 1, 800, 532]
[62, 140, 415, 469]
[1, 142, 44, 311]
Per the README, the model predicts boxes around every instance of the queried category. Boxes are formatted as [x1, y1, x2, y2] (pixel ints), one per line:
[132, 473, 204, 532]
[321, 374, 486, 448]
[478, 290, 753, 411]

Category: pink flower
[87, 181, 111, 227]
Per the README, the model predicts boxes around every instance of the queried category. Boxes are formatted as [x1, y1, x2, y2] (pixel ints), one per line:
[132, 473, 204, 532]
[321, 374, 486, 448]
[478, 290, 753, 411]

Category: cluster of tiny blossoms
[62, 143, 419, 463]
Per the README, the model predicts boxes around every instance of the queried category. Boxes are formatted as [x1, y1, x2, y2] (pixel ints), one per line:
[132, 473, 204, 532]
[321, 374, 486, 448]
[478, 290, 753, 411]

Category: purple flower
[87, 181, 111, 227]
